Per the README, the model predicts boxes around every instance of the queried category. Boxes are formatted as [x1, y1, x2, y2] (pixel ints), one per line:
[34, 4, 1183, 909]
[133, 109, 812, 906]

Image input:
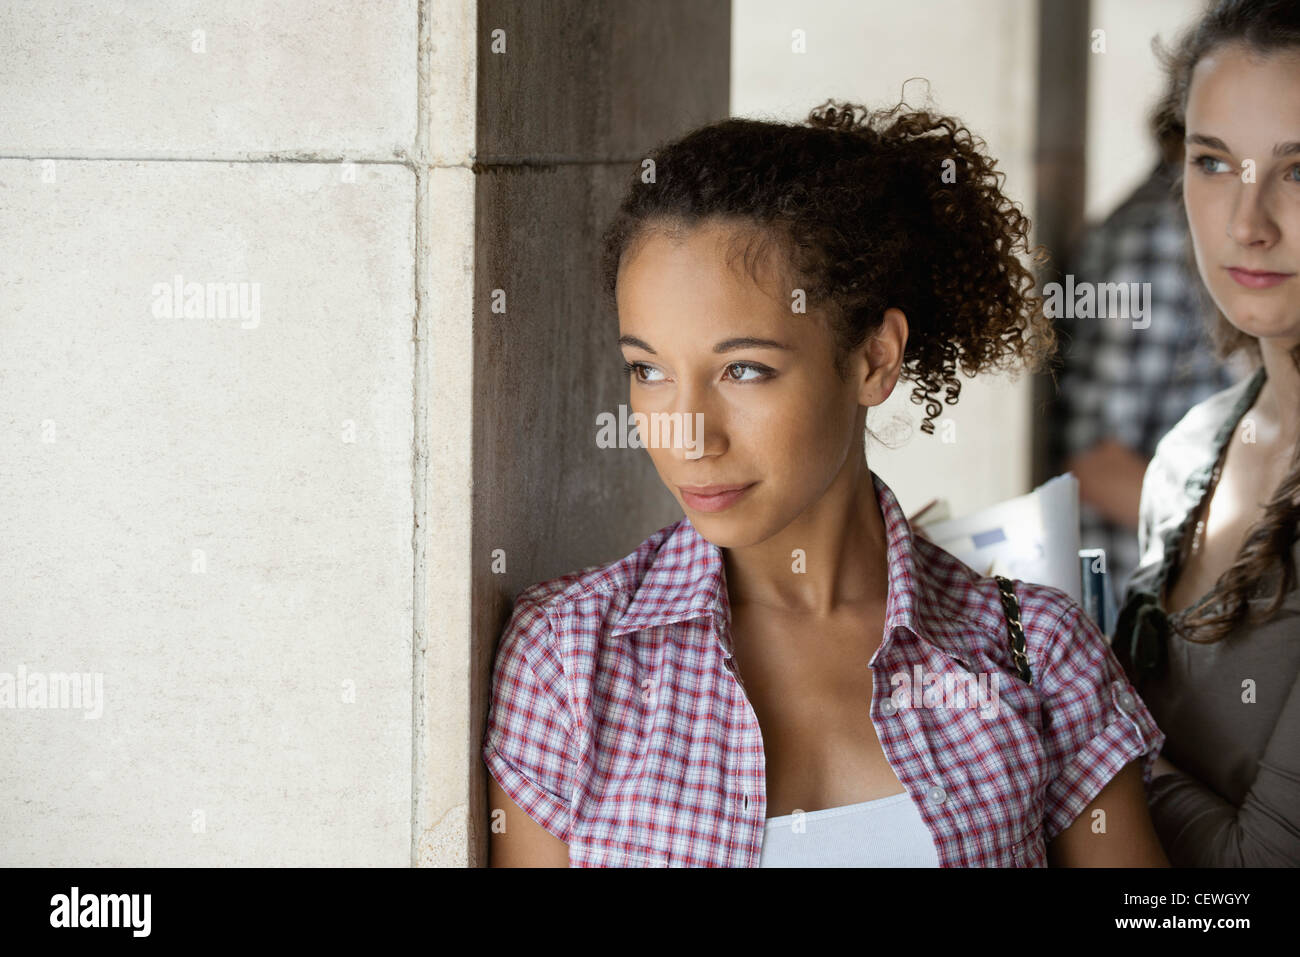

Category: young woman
[1114, 0, 1300, 867]
[484, 98, 1169, 867]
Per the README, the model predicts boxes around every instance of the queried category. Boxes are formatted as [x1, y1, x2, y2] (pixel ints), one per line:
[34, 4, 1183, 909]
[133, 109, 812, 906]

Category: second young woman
[1115, 0, 1300, 867]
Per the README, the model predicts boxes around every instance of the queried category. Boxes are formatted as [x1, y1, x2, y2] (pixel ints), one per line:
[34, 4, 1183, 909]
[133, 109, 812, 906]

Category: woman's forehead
[1188, 44, 1300, 117]
[619, 227, 800, 318]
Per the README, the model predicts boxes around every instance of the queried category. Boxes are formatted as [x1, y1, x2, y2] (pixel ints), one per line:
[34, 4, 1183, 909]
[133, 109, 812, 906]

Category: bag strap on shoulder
[994, 575, 1033, 685]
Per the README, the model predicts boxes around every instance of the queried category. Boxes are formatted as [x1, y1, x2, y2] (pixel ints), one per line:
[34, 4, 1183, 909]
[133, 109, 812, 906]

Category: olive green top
[1115, 367, 1300, 867]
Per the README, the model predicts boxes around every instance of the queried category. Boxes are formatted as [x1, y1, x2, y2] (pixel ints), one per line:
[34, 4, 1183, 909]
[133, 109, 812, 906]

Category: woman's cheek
[1184, 192, 1216, 260]
[760, 402, 829, 460]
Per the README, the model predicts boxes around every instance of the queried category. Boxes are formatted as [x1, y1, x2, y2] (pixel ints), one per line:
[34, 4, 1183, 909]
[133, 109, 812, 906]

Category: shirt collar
[609, 470, 984, 667]
[608, 509, 733, 645]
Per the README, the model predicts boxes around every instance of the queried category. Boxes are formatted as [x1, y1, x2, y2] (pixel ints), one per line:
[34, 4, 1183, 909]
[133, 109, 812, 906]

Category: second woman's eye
[724, 361, 773, 383]
[1192, 154, 1231, 175]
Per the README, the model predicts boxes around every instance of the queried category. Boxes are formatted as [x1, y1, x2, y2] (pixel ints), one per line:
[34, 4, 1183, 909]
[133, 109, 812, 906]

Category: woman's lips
[677, 482, 756, 513]
[1226, 267, 1294, 289]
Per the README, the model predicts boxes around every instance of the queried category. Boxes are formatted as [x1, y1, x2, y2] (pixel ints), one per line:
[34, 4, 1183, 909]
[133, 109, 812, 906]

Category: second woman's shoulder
[1133, 369, 1263, 565]
[1147, 370, 1261, 488]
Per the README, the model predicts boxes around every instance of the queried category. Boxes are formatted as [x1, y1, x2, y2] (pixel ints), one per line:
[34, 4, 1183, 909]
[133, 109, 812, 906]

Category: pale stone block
[0, 158, 416, 865]
[0, 0, 418, 159]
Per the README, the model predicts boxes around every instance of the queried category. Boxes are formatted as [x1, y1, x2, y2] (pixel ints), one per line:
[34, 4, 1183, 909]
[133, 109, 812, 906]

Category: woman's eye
[622, 360, 663, 383]
[623, 360, 772, 383]
[724, 362, 771, 382]
[1193, 154, 1231, 175]
[1288, 163, 1300, 183]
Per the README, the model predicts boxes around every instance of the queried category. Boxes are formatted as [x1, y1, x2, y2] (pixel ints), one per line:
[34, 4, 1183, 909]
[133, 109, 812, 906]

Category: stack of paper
[911, 474, 1082, 603]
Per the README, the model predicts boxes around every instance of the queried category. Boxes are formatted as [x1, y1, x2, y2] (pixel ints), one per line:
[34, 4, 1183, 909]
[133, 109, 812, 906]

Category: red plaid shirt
[483, 471, 1165, 867]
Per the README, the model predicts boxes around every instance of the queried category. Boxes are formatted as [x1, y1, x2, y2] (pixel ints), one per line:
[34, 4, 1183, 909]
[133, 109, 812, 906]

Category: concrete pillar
[457, 0, 731, 867]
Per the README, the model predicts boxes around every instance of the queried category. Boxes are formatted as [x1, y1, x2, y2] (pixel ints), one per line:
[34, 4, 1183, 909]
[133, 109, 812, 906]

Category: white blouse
[758, 791, 940, 867]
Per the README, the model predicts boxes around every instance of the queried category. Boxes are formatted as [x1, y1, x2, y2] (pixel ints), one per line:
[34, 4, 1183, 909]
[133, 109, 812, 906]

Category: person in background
[1052, 100, 1243, 606]
[1115, 0, 1300, 867]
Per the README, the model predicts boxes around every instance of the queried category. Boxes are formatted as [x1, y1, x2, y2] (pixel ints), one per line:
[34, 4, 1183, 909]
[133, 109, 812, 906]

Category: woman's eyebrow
[617, 335, 793, 355]
[712, 336, 793, 353]
[1187, 133, 1231, 152]
[1187, 132, 1300, 157]
[618, 335, 657, 353]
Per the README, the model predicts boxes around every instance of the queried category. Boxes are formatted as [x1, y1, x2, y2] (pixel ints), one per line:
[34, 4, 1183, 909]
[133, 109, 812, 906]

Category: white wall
[0, 0, 420, 865]
[1085, 0, 1206, 220]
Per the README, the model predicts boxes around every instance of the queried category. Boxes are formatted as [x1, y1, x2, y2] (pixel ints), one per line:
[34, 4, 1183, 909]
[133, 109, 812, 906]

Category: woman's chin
[685, 511, 739, 542]
[1221, 311, 1300, 345]
[1213, 290, 1300, 342]
[684, 511, 765, 550]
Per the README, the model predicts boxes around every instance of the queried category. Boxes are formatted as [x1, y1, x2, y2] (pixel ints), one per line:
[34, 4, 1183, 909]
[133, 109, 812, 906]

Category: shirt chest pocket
[984, 821, 1047, 867]
[951, 760, 1047, 867]
[569, 839, 670, 868]
[1013, 823, 1048, 867]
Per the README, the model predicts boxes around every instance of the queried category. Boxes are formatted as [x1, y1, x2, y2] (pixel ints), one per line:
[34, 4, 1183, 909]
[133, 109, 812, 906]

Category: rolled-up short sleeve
[482, 595, 577, 843]
[1037, 600, 1166, 843]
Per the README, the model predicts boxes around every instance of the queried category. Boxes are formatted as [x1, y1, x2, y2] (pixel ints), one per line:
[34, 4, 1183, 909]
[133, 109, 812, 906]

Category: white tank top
[758, 791, 940, 867]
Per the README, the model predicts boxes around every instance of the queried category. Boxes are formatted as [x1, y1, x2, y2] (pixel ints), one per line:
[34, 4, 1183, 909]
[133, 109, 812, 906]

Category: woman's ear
[857, 307, 908, 407]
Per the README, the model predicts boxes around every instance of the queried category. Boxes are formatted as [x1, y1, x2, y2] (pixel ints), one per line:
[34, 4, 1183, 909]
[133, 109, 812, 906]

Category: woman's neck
[721, 458, 889, 618]
[1255, 337, 1300, 448]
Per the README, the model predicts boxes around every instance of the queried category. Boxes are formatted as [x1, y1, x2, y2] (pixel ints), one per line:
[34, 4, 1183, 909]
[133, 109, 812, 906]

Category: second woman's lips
[1226, 267, 1294, 289]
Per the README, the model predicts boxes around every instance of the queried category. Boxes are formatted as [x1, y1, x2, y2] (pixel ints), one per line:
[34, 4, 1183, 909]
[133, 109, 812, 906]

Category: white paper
[912, 473, 1082, 601]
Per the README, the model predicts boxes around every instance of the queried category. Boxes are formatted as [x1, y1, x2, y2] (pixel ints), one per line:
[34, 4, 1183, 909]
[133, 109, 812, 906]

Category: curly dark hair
[1152, 0, 1300, 643]
[598, 97, 1055, 435]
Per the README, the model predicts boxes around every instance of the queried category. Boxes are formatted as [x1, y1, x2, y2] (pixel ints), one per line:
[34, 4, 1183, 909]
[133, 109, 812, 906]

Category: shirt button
[927, 785, 947, 805]
[880, 699, 897, 716]
[1113, 682, 1136, 713]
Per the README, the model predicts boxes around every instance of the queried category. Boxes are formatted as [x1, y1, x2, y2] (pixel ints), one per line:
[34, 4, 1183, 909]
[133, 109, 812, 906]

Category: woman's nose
[1226, 179, 1281, 248]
